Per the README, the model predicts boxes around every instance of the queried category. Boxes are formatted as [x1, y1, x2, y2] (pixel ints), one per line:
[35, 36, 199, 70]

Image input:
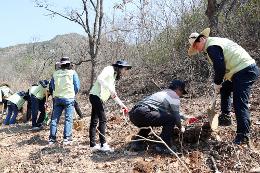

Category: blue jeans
[220, 64, 259, 134]
[31, 95, 45, 127]
[4, 102, 19, 125]
[49, 98, 75, 140]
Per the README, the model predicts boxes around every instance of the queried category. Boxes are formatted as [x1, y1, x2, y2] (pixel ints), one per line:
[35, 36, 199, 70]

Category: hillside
[0, 79, 259, 173]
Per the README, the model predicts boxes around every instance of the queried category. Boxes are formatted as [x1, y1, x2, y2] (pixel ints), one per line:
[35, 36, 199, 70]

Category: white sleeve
[113, 96, 126, 108]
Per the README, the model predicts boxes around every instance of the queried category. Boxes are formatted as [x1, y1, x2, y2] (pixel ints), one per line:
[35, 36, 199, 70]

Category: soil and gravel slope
[0, 81, 259, 173]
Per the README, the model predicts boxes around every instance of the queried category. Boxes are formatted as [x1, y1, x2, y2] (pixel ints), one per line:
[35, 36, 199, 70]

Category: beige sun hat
[188, 28, 211, 56]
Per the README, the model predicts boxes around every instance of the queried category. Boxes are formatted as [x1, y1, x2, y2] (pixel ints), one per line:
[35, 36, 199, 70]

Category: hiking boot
[154, 144, 177, 154]
[90, 144, 101, 152]
[48, 138, 57, 145]
[63, 138, 73, 146]
[233, 134, 250, 145]
[129, 141, 147, 152]
[100, 143, 114, 152]
[218, 113, 232, 126]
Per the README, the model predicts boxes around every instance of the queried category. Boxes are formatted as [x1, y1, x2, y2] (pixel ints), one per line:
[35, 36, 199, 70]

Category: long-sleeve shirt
[137, 89, 182, 129]
[206, 45, 226, 85]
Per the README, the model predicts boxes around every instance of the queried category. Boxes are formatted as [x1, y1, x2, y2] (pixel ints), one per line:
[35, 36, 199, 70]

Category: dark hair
[169, 80, 188, 94]
[60, 63, 71, 70]
[113, 66, 123, 80]
[194, 35, 206, 43]
[0, 83, 10, 87]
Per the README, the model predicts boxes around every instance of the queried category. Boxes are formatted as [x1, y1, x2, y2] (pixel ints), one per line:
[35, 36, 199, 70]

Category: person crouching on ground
[48, 57, 80, 145]
[3, 91, 29, 126]
[188, 28, 259, 145]
[128, 80, 187, 154]
[89, 60, 132, 152]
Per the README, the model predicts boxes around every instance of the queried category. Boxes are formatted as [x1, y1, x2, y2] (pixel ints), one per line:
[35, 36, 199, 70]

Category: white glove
[214, 83, 222, 94]
[181, 127, 185, 133]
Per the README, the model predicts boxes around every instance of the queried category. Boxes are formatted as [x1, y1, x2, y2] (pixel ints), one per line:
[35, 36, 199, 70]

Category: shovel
[207, 92, 219, 131]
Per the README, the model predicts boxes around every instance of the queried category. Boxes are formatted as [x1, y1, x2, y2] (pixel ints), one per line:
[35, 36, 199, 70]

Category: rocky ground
[0, 81, 259, 173]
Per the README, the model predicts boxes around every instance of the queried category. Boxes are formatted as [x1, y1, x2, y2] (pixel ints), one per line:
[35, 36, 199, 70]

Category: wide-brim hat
[112, 60, 132, 69]
[188, 28, 210, 56]
[60, 57, 71, 65]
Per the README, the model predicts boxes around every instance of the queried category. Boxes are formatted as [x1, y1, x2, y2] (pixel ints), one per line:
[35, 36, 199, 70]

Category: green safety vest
[7, 93, 25, 110]
[53, 69, 76, 99]
[0, 86, 12, 101]
[29, 85, 47, 100]
[90, 66, 116, 102]
[205, 37, 255, 81]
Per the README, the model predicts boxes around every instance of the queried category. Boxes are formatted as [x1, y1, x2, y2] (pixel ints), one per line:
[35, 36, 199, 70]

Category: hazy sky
[0, 0, 118, 48]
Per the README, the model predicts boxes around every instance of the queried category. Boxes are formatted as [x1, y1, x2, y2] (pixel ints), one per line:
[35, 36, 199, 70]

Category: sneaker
[90, 144, 101, 151]
[233, 134, 250, 145]
[218, 113, 232, 126]
[100, 143, 114, 152]
[48, 139, 56, 145]
[63, 138, 73, 146]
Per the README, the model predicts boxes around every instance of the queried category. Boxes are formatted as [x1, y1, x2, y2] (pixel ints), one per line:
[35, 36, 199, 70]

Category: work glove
[187, 117, 199, 124]
[181, 127, 185, 133]
[214, 83, 222, 94]
[122, 107, 129, 114]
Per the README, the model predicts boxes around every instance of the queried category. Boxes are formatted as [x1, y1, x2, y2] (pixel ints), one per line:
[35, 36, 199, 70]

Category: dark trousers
[31, 95, 46, 127]
[74, 100, 83, 118]
[89, 94, 106, 147]
[2, 99, 8, 113]
[25, 95, 32, 122]
[129, 106, 176, 146]
[220, 64, 259, 134]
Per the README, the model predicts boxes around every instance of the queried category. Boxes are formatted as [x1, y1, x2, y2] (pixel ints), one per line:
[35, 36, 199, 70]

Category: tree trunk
[205, 0, 227, 35]
[205, 0, 218, 35]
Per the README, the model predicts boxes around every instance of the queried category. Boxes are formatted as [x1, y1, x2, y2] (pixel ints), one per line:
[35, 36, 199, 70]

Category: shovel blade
[207, 108, 219, 131]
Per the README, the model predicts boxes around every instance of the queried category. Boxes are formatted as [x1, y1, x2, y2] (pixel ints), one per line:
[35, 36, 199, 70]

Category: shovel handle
[211, 92, 217, 109]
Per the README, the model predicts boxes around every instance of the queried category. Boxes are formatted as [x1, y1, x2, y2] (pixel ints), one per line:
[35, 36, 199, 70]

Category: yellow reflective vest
[205, 37, 255, 81]
[53, 69, 76, 99]
[90, 66, 116, 102]
[29, 85, 47, 100]
[7, 93, 25, 110]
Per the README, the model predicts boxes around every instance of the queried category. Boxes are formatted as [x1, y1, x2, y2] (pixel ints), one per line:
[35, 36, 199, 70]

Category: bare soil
[0, 81, 259, 173]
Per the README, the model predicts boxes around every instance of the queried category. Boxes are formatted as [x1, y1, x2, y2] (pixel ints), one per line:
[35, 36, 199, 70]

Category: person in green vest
[89, 60, 132, 152]
[0, 83, 14, 115]
[49, 57, 80, 145]
[29, 80, 49, 131]
[3, 91, 29, 125]
[188, 28, 259, 145]
[51, 62, 83, 119]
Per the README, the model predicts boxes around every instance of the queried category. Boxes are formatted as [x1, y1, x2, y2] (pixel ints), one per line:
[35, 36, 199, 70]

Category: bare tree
[205, 0, 227, 35]
[35, 0, 104, 91]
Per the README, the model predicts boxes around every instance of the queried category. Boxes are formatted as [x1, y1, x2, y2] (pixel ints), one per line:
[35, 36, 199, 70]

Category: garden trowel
[207, 92, 219, 131]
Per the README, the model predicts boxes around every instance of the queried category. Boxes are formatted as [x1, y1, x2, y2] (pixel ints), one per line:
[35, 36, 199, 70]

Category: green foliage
[220, 0, 260, 50]
[144, 27, 176, 64]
